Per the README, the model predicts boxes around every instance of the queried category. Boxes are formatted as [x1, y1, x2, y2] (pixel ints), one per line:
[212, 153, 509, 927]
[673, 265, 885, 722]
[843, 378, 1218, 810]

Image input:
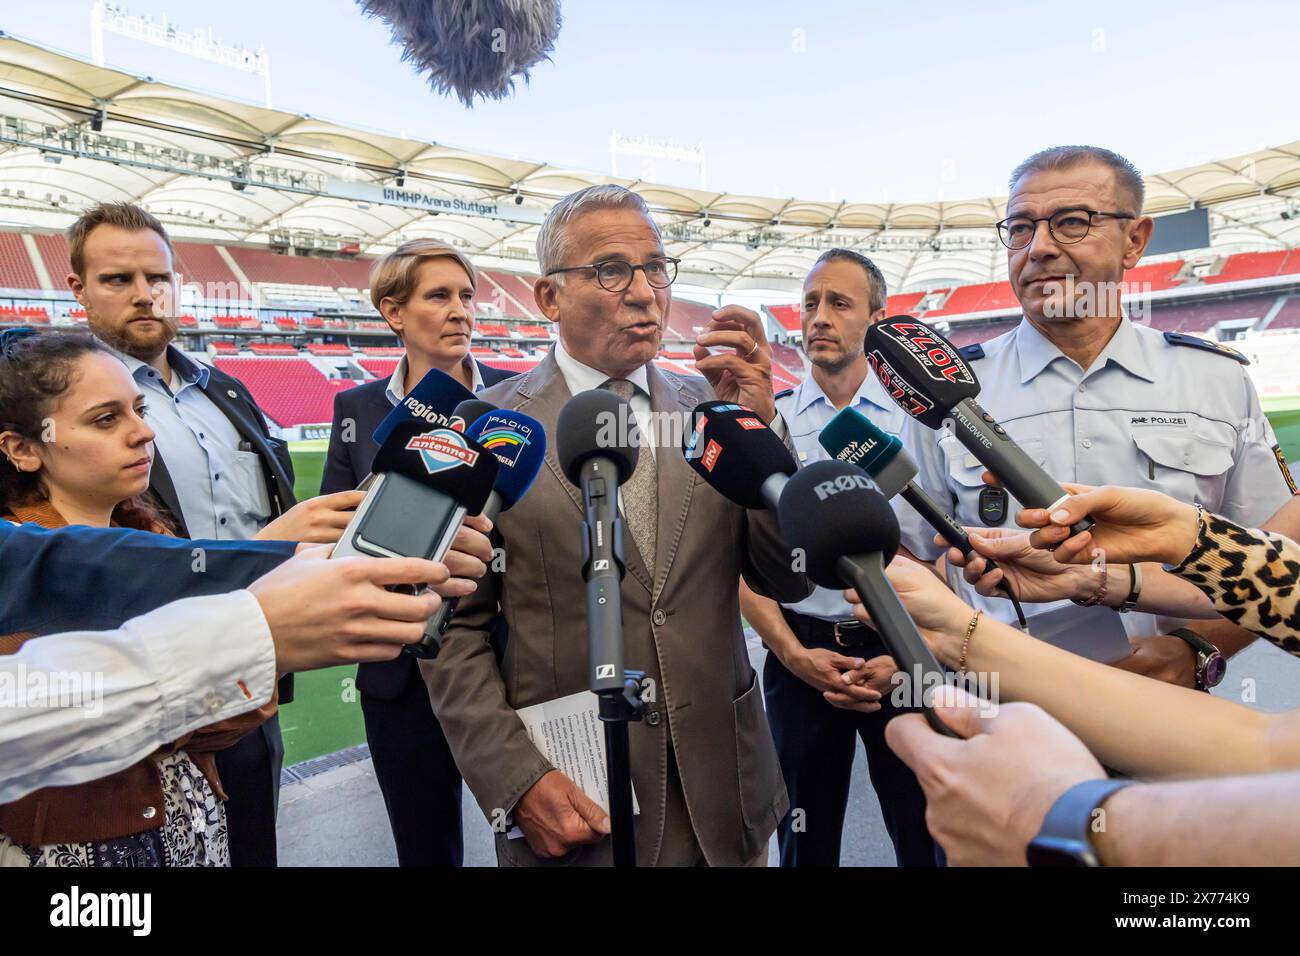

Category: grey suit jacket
[421, 351, 810, 866]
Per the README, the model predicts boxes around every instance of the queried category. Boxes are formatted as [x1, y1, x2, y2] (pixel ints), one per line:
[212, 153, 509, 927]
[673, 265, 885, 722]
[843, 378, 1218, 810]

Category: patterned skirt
[0, 751, 229, 867]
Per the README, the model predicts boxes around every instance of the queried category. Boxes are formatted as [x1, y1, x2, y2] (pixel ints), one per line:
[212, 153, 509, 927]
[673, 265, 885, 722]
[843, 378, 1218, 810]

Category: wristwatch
[1026, 778, 1133, 866]
[1168, 627, 1226, 691]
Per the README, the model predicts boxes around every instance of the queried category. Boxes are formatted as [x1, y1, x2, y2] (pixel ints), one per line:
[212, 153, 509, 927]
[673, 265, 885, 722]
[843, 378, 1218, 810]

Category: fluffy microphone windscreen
[556, 389, 639, 486]
[372, 418, 499, 514]
[466, 407, 547, 511]
[777, 460, 900, 589]
[358, 0, 562, 107]
[683, 401, 797, 509]
[373, 366, 477, 446]
[865, 317, 980, 430]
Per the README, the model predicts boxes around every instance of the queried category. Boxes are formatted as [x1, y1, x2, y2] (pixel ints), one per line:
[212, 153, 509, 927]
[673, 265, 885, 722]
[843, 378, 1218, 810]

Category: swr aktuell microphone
[556, 388, 645, 868]
[682, 400, 797, 509]
[776, 460, 958, 737]
[410, 403, 548, 658]
[820, 406, 1027, 628]
[865, 317, 1093, 536]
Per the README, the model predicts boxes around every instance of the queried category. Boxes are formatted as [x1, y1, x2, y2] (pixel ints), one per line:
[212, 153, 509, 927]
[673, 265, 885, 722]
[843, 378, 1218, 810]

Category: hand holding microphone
[865, 317, 1093, 537]
[819, 406, 1027, 628]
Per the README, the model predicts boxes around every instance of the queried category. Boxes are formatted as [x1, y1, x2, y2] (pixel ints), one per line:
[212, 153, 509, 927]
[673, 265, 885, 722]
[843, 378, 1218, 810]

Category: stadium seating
[173, 242, 242, 294]
[768, 304, 800, 332]
[359, 358, 399, 378]
[361, 346, 404, 356]
[306, 343, 354, 356]
[926, 283, 994, 318]
[275, 316, 300, 331]
[0, 305, 50, 324]
[475, 323, 511, 338]
[1122, 259, 1184, 294]
[884, 291, 926, 316]
[1201, 251, 1290, 285]
[515, 324, 552, 339]
[1143, 293, 1280, 333]
[248, 342, 299, 356]
[942, 319, 1018, 348]
[178, 315, 198, 328]
[0, 233, 41, 289]
[212, 358, 358, 426]
[209, 341, 239, 354]
[772, 342, 805, 378]
[1267, 297, 1300, 331]
[32, 233, 71, 285]
[227, 247, 347, 288]
[666, 297, 716, 341]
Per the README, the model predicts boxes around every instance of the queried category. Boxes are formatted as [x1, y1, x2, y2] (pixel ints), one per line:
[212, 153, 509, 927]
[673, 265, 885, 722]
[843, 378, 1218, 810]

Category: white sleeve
[1219, 370, 1297, 526]
[893, 417, 952, 562]
[0, 590, 276, 804]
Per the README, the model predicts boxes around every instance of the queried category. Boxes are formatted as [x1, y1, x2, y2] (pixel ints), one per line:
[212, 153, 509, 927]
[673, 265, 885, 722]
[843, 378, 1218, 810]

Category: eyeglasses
[546, 256, 680, 293]
[995, 207, 1136, 250]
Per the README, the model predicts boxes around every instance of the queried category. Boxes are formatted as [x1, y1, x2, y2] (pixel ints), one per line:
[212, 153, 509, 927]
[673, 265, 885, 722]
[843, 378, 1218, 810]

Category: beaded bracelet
[959, 610, 982, 674]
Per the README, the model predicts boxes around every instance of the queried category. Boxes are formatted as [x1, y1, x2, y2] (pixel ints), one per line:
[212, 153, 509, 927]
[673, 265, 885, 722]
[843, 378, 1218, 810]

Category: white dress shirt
[0, 591, 276, 804]
[385, 353, 486, 407]
[553, 338, 657, 460]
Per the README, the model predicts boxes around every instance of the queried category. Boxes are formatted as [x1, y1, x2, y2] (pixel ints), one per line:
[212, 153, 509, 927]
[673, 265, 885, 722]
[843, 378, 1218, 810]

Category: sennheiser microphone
[682, 400, 797, 510]
[556, 389, 640, 695]
[409, 405, 548, 658]
[865, 317, 1092, 536]
[776, 460, 958, 737]
[820, 406, 1027, 628]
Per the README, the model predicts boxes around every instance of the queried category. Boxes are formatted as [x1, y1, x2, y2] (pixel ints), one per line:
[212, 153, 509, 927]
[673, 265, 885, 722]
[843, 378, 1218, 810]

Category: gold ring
[745, 341, 759, 359]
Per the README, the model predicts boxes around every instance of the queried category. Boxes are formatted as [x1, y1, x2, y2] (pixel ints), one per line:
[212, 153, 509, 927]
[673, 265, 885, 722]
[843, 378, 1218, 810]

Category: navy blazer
[0, 523, 294, 637]
[321, 362, 516, 699]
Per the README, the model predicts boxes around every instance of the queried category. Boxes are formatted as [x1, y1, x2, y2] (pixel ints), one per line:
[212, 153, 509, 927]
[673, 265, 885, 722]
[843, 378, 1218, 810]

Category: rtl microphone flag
[683, 401, 796, 510]
[373, 366, 477, 446]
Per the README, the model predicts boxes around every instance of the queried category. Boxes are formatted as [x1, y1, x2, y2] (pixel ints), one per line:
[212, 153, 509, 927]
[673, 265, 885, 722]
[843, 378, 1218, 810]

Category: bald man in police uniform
[893, 146, 1295, 690]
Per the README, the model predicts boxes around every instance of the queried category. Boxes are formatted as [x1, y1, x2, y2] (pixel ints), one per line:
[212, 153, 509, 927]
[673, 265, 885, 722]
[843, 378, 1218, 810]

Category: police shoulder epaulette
[957, 343, 986, 361]
[1162, 331, 1249, 365]
[774, 387, 796, 400]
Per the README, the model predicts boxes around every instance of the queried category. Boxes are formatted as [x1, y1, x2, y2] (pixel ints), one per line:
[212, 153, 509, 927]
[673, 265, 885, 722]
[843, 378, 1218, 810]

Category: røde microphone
[777, 460, 959, 737]
[682, 400, 797, 510]
[372, 366, 476, 446]
[820, 407, 1027, 628]
[557, 389, 640, 695]
[865, 317, 1092, 536]
[410, 406, 548, 658]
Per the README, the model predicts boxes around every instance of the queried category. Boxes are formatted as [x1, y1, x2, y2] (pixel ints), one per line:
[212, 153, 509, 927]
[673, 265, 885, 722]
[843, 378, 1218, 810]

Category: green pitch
[278, 402, 1300, 766]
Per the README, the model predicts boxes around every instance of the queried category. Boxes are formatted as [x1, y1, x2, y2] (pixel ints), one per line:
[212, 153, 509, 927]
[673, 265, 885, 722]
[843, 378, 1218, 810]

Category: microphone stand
[579, 457, 645, 867]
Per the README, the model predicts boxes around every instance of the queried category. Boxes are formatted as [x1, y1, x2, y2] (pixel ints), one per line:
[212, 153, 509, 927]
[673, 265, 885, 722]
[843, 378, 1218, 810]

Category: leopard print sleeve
[1170, 510, 1300, 658]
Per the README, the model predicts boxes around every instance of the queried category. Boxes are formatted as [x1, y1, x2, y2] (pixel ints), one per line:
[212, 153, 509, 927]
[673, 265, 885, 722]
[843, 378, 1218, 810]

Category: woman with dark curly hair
[0, 326, 274, 866]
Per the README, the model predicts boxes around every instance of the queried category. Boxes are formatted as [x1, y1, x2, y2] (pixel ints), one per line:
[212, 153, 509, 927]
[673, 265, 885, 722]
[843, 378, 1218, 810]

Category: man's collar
[384, 353, 485, 407]
[115, 343, 209, 389]
[794, 363, 893, 415]
[1015, 315, 1155, 384]
[554, 336, 651, 396]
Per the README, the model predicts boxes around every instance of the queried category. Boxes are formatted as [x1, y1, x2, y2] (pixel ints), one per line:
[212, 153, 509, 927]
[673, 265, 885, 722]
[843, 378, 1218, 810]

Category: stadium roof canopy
[2, 33, 1299, 295]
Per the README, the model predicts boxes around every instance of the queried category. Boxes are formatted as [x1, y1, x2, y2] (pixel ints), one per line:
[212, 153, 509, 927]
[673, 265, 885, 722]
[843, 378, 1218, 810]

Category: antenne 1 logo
[406, 429, 481, 474]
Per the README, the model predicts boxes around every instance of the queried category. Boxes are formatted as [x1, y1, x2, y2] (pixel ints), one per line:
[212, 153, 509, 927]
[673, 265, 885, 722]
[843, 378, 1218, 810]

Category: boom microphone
[409, 405, 548, 658]
[777, 460, 957, 737]
[358, 0, 563, 107]
[820, 407, 1026, 628]
[865, 317, 1092, 536]
[682, 401, 797, 510]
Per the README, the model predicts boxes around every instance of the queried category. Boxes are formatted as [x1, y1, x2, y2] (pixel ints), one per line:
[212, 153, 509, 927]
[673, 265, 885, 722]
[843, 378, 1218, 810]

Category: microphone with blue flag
[409, 404, 549, 658]
[819, 406, 1026, 628]
[332, 371, 498, 569]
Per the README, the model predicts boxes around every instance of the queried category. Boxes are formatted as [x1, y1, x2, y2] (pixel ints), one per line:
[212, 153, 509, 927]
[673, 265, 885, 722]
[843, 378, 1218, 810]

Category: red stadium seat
[212, 358, 358, 426]
[1201, 251, 1288, 285]
[0, 233, 41, 290]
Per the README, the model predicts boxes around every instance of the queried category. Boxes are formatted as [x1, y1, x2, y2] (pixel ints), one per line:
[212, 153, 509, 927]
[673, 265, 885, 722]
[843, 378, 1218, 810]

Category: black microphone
[408, 402, 548, 658]
[865, 317, 1092, 536]
[556, 389, 640, 695]
[331, 417, 499, 576]
[682, 400, 797, 510]
[777, 460, 959, 737]
[820, 406, 1027, 628]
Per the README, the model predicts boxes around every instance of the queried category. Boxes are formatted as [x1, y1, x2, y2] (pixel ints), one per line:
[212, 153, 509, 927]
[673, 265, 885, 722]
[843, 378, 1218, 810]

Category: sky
[6, 0, 1298, 203]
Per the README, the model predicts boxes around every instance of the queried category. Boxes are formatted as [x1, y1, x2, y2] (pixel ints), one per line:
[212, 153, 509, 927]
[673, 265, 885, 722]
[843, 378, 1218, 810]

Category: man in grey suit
[421, 184, 810, 866]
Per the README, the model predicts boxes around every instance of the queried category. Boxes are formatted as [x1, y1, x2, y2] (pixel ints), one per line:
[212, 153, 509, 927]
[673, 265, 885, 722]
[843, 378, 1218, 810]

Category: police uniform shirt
[778, 368, 909, 622]
[894, 316, 1296, 637]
